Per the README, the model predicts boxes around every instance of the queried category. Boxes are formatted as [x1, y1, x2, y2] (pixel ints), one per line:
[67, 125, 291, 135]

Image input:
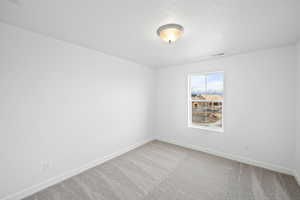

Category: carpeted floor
[23, 140, 300, 200]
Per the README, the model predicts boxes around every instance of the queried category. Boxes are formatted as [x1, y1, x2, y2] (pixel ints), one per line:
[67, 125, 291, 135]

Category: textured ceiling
[1, 0, 299, 67]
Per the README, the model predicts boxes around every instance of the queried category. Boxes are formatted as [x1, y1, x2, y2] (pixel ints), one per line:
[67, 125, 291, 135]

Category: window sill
[188, 124, 224, 133]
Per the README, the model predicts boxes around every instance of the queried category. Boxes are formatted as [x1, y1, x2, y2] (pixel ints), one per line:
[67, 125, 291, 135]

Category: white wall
[155, 46, 297, 174]
[296, 41, 300, 183]
[0, 22, 155, 199]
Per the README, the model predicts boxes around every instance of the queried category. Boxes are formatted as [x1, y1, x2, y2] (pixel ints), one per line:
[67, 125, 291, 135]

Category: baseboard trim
[1, 138, 154, 200]
[295, 171, 300, 186]
[157, 138, 294, 176]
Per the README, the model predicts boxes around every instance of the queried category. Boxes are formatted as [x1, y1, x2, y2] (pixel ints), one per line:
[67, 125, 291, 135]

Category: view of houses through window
[189, 72, 224, 131]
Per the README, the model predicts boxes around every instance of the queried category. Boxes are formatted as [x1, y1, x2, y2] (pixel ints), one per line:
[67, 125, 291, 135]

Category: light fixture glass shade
[157, 24, 184, 43]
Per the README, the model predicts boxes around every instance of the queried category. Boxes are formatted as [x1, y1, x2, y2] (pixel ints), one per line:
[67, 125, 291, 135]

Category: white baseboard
[295, 171, 300, 186]
[157, 138, 294, 176]
[1, 138, 153, 200]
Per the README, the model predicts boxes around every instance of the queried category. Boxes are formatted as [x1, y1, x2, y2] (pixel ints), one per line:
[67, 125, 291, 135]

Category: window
[188, 72, 224, 132]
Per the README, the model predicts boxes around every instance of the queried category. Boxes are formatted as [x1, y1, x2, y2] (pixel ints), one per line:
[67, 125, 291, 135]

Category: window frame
[187, 71, 224, 133]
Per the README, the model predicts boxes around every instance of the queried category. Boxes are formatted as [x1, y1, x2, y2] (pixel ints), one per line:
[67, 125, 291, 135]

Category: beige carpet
[23, 140, 300, 200]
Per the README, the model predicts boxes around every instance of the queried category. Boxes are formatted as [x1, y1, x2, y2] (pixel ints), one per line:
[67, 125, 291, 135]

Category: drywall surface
[0, 22, 155, 199]
[296, 41, 300, 184]
[155, 45, 297, 173]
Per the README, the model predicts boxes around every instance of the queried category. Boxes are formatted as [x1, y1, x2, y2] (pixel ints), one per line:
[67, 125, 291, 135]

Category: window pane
[192, 101, 208, 125]
[192, 101, 222, 128]
[191, 75, 205, 100]
[205, 72, 224, 100]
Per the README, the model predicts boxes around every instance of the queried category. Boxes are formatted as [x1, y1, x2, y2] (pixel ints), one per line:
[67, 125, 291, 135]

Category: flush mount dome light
[157, 24, 184, 43]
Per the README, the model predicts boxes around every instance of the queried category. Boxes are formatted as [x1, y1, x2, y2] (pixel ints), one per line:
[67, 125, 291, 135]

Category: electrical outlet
[41, 161, 51, 171]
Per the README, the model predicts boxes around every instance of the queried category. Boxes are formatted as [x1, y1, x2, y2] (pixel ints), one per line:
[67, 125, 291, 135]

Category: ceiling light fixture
[157, 24, 184, 44]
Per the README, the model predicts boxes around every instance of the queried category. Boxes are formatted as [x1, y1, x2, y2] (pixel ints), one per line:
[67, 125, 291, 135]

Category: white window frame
[187, 71, 224, 133]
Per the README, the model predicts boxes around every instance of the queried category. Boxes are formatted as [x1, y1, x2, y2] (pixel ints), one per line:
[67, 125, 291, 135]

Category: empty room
[1, 0, 300, 199]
